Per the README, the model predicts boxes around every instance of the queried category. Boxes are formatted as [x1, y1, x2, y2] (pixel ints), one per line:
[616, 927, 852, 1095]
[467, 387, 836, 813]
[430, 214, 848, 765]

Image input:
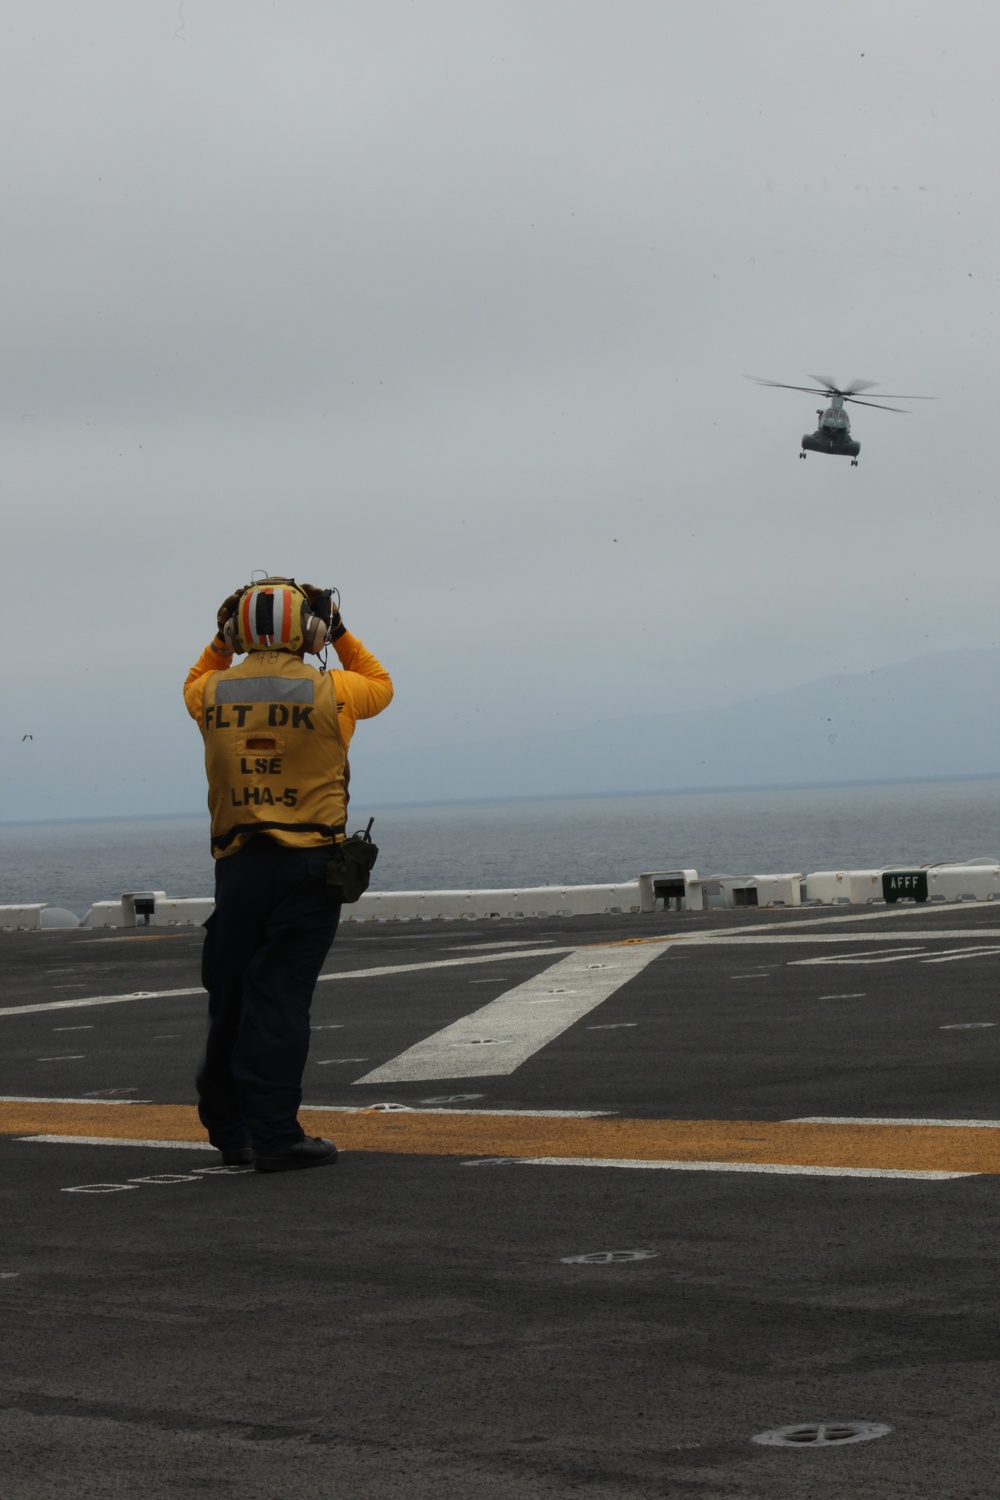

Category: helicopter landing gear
[799, 451, 807, 460]
[850, 458, 859, 467]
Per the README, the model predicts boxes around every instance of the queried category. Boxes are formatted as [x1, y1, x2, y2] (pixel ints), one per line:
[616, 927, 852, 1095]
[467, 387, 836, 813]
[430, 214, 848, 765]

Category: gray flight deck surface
[2, 901, 1000, 1498]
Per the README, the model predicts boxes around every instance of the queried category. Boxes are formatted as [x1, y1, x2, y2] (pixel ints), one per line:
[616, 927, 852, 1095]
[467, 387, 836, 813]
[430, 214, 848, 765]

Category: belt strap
[212, 821, 346, 852]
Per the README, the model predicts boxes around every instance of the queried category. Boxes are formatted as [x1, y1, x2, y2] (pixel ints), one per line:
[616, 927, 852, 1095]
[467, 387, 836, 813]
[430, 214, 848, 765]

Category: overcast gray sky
[4, 0, 998, 820]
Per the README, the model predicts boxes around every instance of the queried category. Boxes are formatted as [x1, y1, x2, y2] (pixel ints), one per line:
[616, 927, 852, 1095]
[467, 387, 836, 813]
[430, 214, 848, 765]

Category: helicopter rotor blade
[843, 396, 911, 413]
[808, 374, 841, 392]
[745, 374, 935, 406]
[745, 376, 829, 395]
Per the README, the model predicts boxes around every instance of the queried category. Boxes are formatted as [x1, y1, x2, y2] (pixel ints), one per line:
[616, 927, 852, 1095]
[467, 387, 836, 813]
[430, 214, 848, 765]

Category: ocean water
[3, 778, 1000, 916]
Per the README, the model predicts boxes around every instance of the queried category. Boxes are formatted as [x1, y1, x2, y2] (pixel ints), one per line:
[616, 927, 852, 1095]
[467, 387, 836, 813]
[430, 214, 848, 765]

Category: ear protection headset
[221, 577, 333, 655]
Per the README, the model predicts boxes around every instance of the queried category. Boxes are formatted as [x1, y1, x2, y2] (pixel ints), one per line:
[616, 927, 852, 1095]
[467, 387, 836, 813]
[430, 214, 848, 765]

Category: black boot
[253, 1137, 339, 1174]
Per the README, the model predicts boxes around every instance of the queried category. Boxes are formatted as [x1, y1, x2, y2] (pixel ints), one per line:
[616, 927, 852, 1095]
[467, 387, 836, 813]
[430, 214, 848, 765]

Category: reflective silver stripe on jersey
[215, 678, 315, 703]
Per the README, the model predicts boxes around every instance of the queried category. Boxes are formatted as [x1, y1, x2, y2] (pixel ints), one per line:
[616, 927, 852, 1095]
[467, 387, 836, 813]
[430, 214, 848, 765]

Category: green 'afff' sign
[882, 871, 928, 903]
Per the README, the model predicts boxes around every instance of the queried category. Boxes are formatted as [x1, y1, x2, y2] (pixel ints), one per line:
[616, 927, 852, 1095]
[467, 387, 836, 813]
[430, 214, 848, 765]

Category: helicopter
[746, 375, 935, 465]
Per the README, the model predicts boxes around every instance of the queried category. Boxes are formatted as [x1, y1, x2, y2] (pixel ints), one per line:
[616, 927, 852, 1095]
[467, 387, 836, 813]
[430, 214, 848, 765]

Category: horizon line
[4, 769, 1000, 829]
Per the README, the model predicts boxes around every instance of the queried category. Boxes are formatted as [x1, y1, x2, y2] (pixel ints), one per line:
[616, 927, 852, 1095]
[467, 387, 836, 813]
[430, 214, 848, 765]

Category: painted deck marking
[352, 943, 667, 1083]
[316, 946, 578, 984]
[5, 1104, 1000, 1175]
[923, 946, 1000, 964]
[0, 1096, 143, 1106]
[5, 917, 1000, 1018]
[0, 948, 577, 1017]
[63, 1184, 138, 1195]
[561, 1250, 659, 1264]
[791, 1116, 1000, 1127]
[526, 1158, 970, 1180]
[720, 932, 1000, 946]
[0, 987, 205, 1018]
[791, 947, 927, 966]
[19, 1135, 215, 1150]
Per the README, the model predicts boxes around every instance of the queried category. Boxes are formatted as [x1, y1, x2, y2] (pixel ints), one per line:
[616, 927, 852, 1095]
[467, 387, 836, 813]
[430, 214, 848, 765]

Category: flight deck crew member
[184, 577, 392, 1173]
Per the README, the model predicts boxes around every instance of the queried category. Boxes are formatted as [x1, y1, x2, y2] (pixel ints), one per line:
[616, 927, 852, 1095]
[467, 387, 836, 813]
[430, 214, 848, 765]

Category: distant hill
[355, 649, 1000, 804]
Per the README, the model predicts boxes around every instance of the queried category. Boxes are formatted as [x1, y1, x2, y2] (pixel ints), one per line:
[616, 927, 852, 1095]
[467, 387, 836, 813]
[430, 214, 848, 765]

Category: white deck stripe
[0, 987, 206, 1017]
[792, 949, 929, 967]
[706, 931, 1000, 945]
[712, 904, 1000, 931]
[17, 1135, 215, 1150]
[316, 946, 577, 983]
[15, 1139, 975, 1180]
[790, 1116, 1000, 1127]
[300, 1106, 612, 1117]
[0, 1095, 145, 1105]
[353, 944, 666, 1084]
[0, 947, 579, 1017]
[2, 921, 998, 1019]
[922, 947, 1000, 963]
[519, 1157, 973, 1180]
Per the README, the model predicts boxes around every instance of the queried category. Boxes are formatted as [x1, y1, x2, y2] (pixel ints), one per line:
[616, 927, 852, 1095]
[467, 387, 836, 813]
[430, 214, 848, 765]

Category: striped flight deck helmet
[224, 577, 331, 655]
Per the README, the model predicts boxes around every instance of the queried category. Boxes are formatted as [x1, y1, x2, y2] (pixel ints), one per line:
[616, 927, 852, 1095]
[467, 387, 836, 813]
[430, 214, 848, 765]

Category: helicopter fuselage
[801, 396, 860, 458]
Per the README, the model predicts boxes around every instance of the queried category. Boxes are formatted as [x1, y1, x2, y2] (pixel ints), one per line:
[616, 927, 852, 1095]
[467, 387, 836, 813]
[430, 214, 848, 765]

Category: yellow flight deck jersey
[184, 632, 392, 858]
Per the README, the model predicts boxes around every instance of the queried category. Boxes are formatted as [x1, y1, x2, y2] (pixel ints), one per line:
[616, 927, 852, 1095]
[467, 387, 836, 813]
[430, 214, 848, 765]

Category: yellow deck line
[3, 1101, 1000, 1174]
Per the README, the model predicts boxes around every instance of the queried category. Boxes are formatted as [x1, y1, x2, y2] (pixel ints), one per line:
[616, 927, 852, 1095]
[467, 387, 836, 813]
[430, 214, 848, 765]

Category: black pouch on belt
[325, 818, 379, 903]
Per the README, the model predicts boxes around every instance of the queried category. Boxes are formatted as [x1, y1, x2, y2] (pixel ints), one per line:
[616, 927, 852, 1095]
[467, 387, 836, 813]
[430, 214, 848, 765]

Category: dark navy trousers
[197, 837, 341, 1154]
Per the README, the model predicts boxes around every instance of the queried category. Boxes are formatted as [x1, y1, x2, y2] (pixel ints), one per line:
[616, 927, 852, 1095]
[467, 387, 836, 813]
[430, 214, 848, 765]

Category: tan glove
[301, 584, 345, 642]
[216, 589, 244, 650]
